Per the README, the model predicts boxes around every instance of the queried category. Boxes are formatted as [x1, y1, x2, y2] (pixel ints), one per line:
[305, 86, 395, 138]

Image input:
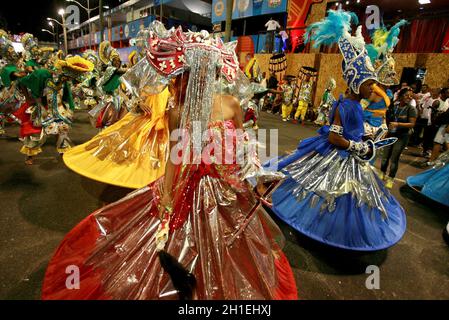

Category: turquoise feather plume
[366, 19, 408, 63]
[385, 19, 408, 51]
[304, 10, 358, 48]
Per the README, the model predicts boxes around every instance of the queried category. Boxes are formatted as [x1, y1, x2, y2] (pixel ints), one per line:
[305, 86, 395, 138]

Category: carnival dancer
[16, 56, 94, 164]
[72, 50, 101, 111]
[314, 78, 336, 126]
[62, 30, 171, 189]
[293, 74, 314, 124]
[88, 41, 128, 130]
[364, 20, 407, 141]
[42, 22, 297, 300]
[0, 30, 26, 135]
[21, 33, 45, 72]
[280, 75, 295, 121]
[263, 10, 406, 251]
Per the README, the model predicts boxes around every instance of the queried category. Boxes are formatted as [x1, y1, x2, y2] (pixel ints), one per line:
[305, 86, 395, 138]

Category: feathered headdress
[82, 50, 100, 69]
[366, 20, 408, 86]
[305, 10, 377, 94]
[21, 33, 38, 51]
[99, 41, 120, 65]
[0, 32, 19, 63]
[55, 56, 94, 82]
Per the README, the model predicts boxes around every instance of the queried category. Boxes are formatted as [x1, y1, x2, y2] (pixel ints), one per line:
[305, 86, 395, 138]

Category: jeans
[410, 117, 427, 146]
[381, 134, 410, 178]
[266, 31, 275, 53]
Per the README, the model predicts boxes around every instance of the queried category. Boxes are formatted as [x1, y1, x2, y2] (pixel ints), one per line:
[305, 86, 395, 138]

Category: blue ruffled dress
[265, 96, 407, 251]
[407, 151, 449, 207]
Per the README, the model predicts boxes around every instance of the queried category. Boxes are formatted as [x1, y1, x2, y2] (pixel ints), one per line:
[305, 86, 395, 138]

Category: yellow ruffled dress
[63, 88, 170, 189]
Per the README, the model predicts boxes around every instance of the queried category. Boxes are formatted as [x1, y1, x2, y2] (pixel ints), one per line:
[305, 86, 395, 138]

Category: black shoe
[158, 251, 196, 300]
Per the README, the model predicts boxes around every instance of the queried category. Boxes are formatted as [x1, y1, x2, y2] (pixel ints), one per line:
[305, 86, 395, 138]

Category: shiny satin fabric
[266, 97, 406, 251]
[63, 89, 170, 189]
[407, 151, 449, 207]
[43, 120, 297, 300]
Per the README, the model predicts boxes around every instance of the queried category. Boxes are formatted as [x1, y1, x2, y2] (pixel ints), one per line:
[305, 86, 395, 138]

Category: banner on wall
[287, 0, 322, 29]
[212, 0, 288, 24]
[287, 0, 322, 52]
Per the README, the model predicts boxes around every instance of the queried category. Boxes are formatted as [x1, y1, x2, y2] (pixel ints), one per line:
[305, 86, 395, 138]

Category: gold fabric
[63, 88, 170, 189]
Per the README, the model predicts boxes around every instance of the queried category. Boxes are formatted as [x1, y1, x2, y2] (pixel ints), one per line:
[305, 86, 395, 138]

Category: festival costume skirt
[407, 151, 449, 207]
[63, 91, 170, 189]
[266, 135, 407, 251]
[44, 120, 297, 300]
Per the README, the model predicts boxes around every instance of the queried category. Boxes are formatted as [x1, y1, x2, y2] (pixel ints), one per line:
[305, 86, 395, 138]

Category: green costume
[0, 64, 18, 87]
[102, 73, 121, 94]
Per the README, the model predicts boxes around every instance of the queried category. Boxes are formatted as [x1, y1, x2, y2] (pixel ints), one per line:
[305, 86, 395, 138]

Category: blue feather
[386, 20, 408, 51]
[304, 10, 356, 48]
[366, 44, 379, 64]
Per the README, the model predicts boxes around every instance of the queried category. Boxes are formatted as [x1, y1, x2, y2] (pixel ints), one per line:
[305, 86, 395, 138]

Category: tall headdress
[82, 50, 100, 69]
[54, 56, 94, 82]
[39, 47, 55, 65]
[305, 10, 377, 94]
[122, 21, 242, 97]
[130, 29, 151, 57]
[99, 41, 120, 65]
[366, 20, 408, 86]
[0, 30, 19, 63]
[21, 33, 40, 60]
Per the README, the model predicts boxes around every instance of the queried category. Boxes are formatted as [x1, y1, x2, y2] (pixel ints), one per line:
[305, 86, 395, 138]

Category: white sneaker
[282, 118, 288, 122]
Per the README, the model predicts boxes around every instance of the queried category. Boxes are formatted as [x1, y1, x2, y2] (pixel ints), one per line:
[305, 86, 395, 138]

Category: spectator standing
[265, 18, 280, 53]
[265, 72, 279, 113]
[425, 87, 449, 166]
[421, 88, 441, 158]
[260, 72, 268, 89]
[410, 84, 431, 146]
[279, 28, 289, 52]
[381, 88, 417, 189]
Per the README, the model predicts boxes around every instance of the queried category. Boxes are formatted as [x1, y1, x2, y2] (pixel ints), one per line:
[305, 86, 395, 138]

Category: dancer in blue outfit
[263, 10, 407, 251]
[363, 19, 408, 142]
[407, 151, 449, 207]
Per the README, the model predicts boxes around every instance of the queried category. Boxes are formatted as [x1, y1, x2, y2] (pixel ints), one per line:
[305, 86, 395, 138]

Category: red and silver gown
[42, 119, 298, 300]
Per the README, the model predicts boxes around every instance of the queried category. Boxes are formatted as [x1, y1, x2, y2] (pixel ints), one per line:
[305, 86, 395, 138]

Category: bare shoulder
[223, 94, 240, 108]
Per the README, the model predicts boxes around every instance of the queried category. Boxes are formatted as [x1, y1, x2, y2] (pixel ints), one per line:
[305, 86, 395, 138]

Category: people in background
[265, 72, 279, 113]
[381, 87, 417, 189]
[420, 88, 441, 158]
[293, 74, 313, 124]
[260, 72, 268, 89]
[425, 87, 449, 166]
[393, 82, 408, 101]
[279, 28, 289, 53]
[280, 76, 294, 122]
[410, 84, 431, 146]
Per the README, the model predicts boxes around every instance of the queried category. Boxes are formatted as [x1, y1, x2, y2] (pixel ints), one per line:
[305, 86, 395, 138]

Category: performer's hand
[159, 193, 174, 219]
[389, 122, 398, 130]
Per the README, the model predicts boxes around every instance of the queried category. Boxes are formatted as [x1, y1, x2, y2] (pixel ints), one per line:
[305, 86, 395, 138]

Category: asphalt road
[0, 110, 448, 300]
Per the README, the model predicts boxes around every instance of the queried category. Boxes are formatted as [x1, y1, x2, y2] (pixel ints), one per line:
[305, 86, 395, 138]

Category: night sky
[0, 0, 123, 42]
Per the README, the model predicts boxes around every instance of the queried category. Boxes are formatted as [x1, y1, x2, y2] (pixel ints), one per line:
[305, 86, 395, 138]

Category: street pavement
[0, 110, 448, 300]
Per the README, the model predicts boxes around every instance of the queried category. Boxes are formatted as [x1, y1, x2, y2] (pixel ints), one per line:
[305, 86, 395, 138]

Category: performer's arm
[232, 96, 244, 130]
[328, 106, 350, 149]
[160, 103, 179, 217]
[329, 106, 373, 158]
